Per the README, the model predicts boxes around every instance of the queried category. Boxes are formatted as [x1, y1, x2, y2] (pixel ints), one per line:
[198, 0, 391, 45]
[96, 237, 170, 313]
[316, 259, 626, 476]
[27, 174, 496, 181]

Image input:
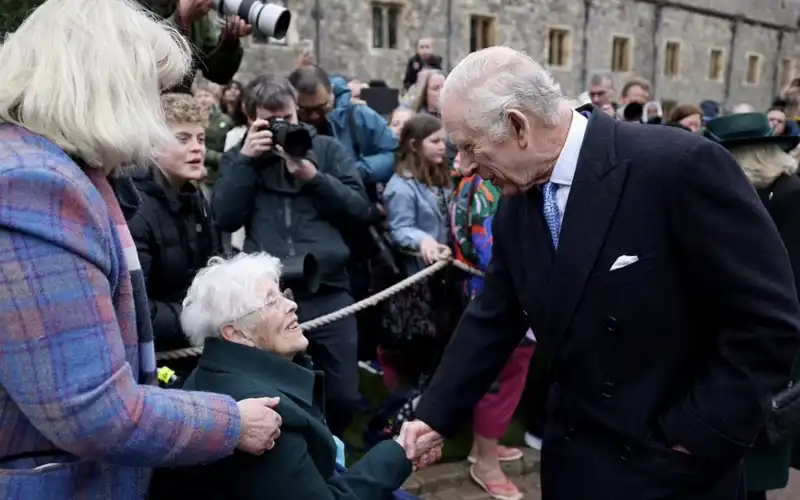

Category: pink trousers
[473, 344, 535, 439]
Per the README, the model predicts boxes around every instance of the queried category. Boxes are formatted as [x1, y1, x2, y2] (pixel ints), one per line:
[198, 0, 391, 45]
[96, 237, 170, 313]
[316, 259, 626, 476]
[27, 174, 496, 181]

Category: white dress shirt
[549, 110, 589, 225]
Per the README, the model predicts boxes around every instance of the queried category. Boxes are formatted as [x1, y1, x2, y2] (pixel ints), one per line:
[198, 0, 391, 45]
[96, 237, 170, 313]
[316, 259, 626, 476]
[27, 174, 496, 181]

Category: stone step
[402, 449, 541, 498]
[423, 472, 542, 500]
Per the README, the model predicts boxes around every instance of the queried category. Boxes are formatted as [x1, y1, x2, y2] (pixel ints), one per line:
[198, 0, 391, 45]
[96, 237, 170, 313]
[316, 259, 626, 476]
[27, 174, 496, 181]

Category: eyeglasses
[297, 103, 329, 117]
[228, 289, 294, 326]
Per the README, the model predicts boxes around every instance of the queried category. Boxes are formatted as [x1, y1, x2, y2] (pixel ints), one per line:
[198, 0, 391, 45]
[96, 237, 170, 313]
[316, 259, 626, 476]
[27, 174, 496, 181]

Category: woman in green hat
[704, 112, 800, 500]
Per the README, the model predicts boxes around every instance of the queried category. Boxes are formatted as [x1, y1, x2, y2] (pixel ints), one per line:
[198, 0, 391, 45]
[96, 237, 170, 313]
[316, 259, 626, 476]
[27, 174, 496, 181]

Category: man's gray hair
[729, 103, 756, 115]
[243, 75, 298, 118]
[181, 253, 283, 347]
[439, 46, 565, 139]
[589, 72, 614, 89]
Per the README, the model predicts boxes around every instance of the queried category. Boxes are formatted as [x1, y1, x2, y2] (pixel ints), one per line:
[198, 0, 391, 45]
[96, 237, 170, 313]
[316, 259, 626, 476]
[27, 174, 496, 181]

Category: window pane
[372, 6, 384, 48]
[612, 38, 621, 71]
[470, 17, 479, 52]
[481, 20, 492, 49]
[388, 7, 399, 49]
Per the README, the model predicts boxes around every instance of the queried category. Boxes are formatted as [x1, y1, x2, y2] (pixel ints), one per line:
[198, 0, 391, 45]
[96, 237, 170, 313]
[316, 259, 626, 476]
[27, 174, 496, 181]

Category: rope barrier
[154, 253, 484, 361]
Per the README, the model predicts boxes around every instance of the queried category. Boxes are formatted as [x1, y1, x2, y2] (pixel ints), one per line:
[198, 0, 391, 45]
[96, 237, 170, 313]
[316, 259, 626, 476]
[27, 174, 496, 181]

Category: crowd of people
[2, 1, 800, 499]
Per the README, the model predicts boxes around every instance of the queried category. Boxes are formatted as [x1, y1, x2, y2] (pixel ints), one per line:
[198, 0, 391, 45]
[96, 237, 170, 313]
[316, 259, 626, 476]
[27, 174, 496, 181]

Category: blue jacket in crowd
[328, 77, 397, 184]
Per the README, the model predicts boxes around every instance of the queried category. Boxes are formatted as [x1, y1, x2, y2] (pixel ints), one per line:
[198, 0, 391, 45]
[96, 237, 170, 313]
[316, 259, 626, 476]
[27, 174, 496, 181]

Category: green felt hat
[703, 112, 800, 152]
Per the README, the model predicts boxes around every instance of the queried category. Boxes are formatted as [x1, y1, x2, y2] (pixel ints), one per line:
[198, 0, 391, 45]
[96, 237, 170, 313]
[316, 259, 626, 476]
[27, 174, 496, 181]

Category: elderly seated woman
[156, 252, 435, 499]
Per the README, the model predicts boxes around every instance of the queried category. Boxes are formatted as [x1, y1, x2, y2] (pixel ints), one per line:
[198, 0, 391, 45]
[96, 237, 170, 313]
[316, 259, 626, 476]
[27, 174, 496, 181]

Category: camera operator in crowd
[162, 0, 252, 93]
[212, 75, 374, 437]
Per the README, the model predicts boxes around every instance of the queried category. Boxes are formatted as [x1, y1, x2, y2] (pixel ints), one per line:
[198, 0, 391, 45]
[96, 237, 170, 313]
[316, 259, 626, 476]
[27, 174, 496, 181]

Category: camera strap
[347, 105, 362, 159]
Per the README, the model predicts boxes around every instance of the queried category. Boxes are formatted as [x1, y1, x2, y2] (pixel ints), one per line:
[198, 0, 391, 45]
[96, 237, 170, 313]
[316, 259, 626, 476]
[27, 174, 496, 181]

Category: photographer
[212, 75, 373, 436]
[165, 0, 251, 93]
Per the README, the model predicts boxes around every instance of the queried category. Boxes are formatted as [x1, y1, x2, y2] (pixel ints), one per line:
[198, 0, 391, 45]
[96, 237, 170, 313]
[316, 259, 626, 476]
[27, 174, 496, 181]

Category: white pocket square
[610, 255, 639, 271]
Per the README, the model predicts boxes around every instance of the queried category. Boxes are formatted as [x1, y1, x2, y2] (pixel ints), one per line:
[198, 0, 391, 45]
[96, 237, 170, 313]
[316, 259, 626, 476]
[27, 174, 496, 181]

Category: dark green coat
[744, 175, 800, 491]
[150, 338, 412, 500]
[204, 106, 233, 184]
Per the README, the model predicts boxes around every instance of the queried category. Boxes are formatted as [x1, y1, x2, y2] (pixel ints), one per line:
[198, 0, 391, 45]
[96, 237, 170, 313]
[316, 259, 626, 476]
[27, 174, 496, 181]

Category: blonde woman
[705, 113, 800, 500]
[0, 1, 280, 498]
[410, 69, 446, 117]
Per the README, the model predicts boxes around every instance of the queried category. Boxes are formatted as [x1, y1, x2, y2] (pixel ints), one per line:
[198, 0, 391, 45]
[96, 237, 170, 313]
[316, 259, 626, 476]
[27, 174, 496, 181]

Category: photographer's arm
[302, 138, 373, 224]
[197, 15, 244, 86]
[212, 150, 260, 232]
[169, 10, 243, 86]
[355, 108, 398, 184]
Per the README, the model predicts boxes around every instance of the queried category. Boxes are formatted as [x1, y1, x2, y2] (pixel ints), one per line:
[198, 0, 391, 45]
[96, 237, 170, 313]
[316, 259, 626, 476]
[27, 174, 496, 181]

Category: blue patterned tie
[542, 181, 561, 248]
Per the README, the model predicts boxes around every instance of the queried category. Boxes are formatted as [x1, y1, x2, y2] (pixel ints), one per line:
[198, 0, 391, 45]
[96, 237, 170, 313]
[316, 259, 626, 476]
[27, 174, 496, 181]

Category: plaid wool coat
[0, 125, 242, 499]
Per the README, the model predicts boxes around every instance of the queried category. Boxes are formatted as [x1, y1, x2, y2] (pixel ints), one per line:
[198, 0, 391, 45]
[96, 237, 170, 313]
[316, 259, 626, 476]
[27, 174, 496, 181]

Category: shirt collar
[550, 109, 588, 187]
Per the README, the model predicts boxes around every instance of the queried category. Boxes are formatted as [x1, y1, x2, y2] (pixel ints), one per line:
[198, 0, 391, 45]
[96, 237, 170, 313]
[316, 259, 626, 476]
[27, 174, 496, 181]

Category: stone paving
[423, 472, 542, 500]
[403, 449, 540, 499]
[429, 470, 800, 500]
[410, 453, 800, 500]
[767, 469, 800, 500]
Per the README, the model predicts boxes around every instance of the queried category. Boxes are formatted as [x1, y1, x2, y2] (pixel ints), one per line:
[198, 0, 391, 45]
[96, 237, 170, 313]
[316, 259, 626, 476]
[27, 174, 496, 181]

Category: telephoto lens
[213, 0, 291, 39]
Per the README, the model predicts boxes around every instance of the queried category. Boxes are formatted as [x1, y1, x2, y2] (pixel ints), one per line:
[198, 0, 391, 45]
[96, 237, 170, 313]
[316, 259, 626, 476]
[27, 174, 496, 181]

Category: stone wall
[233, 0, 800, 110]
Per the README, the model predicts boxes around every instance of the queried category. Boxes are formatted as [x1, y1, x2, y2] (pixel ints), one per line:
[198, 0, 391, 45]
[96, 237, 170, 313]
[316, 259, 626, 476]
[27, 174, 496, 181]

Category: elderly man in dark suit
[402, 46, 800, 500]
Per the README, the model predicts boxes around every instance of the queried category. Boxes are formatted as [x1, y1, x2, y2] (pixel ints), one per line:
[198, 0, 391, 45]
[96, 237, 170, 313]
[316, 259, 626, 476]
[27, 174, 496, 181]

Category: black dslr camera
[281, 253, 321, 295]
[269, 119, 313, 158]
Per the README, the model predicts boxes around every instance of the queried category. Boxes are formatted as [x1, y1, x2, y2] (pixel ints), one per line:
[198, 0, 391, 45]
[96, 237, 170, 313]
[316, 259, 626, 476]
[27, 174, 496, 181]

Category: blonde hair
[0, 0, 192, 172]
[730, 143, 798, 188]
[161, 94, 206, 125]
[411, 70, 446, 114]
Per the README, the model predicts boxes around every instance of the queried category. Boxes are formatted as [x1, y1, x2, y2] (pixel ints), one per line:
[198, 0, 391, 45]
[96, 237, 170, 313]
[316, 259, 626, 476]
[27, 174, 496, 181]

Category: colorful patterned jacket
[0, 125, 241, 499]
[449, 163, 502, 298]
[450, 159, 536, 345]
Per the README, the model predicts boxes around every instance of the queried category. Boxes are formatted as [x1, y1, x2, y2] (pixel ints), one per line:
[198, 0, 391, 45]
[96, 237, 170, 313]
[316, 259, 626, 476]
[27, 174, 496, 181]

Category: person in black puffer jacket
[128, 94, 221, 373]
[212, 75, 375, 436]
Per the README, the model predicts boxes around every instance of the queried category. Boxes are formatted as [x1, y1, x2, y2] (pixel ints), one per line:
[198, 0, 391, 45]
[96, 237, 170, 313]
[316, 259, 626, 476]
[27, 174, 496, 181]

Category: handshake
[395, 420, 444, 470]
[234, 397, 444, 470]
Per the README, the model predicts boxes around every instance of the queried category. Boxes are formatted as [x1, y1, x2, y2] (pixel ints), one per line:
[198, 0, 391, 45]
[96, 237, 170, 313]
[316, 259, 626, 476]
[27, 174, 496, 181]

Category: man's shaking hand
[398, 420, 444, 469]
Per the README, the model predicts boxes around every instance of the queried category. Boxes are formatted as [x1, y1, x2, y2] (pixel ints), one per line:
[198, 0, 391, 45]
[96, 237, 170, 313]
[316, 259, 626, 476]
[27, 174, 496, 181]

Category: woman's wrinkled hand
[420, 237, 451, 265]
[236, 397, 282, 455]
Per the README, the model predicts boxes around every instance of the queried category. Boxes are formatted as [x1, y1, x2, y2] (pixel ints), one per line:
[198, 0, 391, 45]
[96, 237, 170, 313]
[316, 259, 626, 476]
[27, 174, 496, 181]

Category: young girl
[380, 114, 462, 388]
[389, 107, 415, 137]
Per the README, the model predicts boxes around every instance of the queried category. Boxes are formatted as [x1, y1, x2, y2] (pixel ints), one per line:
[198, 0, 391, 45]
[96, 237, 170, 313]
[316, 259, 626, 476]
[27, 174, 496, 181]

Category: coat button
[601, 381, 615, 398]
[605, 316, 618, 332]
[620, 445, 632, 460]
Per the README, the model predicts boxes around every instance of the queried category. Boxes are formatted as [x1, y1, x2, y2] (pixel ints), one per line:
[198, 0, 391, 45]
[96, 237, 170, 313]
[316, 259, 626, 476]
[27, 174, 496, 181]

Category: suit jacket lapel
[521, 187, 555, 312]
[544, 109, 628, 360]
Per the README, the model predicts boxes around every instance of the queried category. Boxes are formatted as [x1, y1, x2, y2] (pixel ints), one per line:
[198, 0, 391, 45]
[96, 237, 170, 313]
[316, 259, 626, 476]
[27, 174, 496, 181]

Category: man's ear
[507, 109, 529, 149]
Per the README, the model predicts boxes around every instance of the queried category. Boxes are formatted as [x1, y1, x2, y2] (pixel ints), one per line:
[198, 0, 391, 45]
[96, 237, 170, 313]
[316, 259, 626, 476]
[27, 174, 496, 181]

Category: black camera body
[268, 119, 313, 158]
[281, 253, 321, 295]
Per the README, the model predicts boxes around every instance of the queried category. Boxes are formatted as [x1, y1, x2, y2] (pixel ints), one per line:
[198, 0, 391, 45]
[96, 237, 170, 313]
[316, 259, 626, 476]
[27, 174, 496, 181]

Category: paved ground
[768, 468, 800, 500]
[422, 472, 541, 500]
[427, 468, 800, 500]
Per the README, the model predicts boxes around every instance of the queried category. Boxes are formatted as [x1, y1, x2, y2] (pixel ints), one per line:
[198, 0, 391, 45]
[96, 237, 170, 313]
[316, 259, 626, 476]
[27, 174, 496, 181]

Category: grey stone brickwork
[231, 0, 800, 110]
